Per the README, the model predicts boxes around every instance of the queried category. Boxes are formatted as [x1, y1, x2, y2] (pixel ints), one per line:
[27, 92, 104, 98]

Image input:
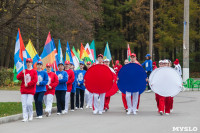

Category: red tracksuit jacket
[65, 69, 75, 92]
[45, 72, 59, 95]
[17, 69, 38, 95]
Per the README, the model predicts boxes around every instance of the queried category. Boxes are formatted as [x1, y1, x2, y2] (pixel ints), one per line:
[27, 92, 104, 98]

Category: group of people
[17, 52, 182, 122]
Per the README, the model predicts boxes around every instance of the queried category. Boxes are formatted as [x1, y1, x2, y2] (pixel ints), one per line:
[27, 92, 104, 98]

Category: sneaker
[64, 110, 68, 113]
[29, 116, 33, 121]
[48, 112, 51, 117]
[57, 112, 61, 115]
[36, 116, 43, 119]
[125, 109, 128, 112]
[71, 110, 74, 112]
[75, 107, 78, 110]
[102, 110, 105, 113]
[165, 113, 170, 115]
[62, 110, 66, 114]
[170, 109, 173, 113]
[136, 109, 138, 112]
[22, 119, 28, 122]
[89, 106, 92, 109]
[127, 111, 131, 115]
[86, 105, 89, 108]
[93, 110, 98, 115]
[159, 111, 163, 115]
[133, 111, 137, 115]
[99, 111, 103, 115]
[80, 107, 83, 110]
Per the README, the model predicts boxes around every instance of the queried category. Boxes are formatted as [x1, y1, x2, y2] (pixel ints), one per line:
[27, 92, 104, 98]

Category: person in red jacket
[17, 58, 38, 122]
[44, 63, 59, 117]
[153, 62, 157, 70]
[64, 60, 75, 113]
[113, 60, 122, 76]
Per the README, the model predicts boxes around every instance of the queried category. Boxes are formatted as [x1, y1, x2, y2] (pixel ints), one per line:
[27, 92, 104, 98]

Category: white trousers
[93, 93, 105, 112]
[65, 92, 71, 112]
[126, 91, 139, 112]
[21, 94, 33, 120]
[85, 89, 93, 107]
[44, 94, 54, 113]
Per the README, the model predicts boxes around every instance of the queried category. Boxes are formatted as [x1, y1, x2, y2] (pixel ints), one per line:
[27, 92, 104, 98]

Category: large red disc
[84, 64, 114, 94]
[105, 73, 118, 97]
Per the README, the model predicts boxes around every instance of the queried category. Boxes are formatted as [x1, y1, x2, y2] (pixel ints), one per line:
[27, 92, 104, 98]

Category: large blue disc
[117, 63, 147, 94]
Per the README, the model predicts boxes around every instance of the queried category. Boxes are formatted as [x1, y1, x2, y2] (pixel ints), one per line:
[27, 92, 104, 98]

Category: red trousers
[155, 93, 171, 113]
[104, 96, 110, 110]
[122, 93, 140, 110]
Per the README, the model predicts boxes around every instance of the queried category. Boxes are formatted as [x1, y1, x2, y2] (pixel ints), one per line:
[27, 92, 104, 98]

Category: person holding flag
[55, 62, 68, 115]
[17, 58, 38, 122]
[64, 60, 75, 113]
[75, 61, 86, 110]
[35, 61, 49, 119]
[44, 63, 59, 117]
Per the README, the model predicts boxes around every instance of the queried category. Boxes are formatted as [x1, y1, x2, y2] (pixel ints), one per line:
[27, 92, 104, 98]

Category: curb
[0, 107, 57, 124]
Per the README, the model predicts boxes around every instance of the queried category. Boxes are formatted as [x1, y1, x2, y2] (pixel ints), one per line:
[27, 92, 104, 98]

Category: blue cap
[58, 62, 64, 66]
[70, 62, 74, 66]
[145, 54, 151, 57]
[37, 61, 43, 65]
[80, 61, 85, 65]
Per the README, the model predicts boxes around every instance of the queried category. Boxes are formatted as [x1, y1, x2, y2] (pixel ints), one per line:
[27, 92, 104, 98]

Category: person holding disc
[70, 62, 77, 111]
[126, 53, 140, 115]
[64, 60, 75, 113]
[17, 58, 38, 122]
[121, 59, 129, 112]
[55, 62, 68, 115]
[75, 61, 86, 110]
[93, 54, 106, 115]
[85, 61, 93, 109]
[44, 63, 59, 117]
[35, 61, 49, 119]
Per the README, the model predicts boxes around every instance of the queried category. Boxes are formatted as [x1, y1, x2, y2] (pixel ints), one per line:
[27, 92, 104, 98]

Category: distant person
[153, 62, 157, 70]
[174, 59, 182, 77]
[141, 54, 153, 93]
[113, 60, 122, 76]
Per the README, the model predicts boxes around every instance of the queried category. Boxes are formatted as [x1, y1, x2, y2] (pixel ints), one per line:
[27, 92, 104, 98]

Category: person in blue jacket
[75, 61, 86, 110]
[141, 54, 153, 92]
[35, 61, 48, 119]
[70, 62, 77, 111]
[55, 62, 68, 115]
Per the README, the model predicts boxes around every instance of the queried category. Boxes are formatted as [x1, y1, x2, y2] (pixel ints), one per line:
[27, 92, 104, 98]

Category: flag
[52, 38, 58, 71]
[25, 39, 40, 70]
[72, 46, 81, 61]
[65, 41, 73, 62]
[77, 49, 80, 59]
[40, 32, 56, 70]
[71, 49, 79, 70]
[85, 43, 94, 62]
[103, 42, 112, 60]
[14, 28, 31, 74]
[127, 44, 131, 61]
[80, 43, 86, 60]
[90, 40, 96, 61]
[57, 40, 64, 64]
[13, 65, 19, 83]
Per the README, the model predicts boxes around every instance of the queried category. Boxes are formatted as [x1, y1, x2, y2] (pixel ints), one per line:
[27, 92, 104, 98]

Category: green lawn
[0, 102, 56, 118]
[0, 86, 20, 91]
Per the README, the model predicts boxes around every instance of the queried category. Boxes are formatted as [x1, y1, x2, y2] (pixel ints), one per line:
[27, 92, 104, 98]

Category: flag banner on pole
[90, 40, 96, 61]
[103, 42, 112, 60]
[72, 46, 81, 61]
[85, 43, 94, 62]
[25, 39, 40, 70]
[71, 49, 79, 70]
[65, 41, 73, 63]
[52, 38, 58, 71]
[127, 44, 131, 61]
[14, 28, 31, 74]
[58, 39, 64, 64]
[40, 32, 56, 70]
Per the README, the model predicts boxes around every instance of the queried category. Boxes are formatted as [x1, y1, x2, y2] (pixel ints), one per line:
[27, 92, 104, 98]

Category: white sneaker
[57, 112, 61, 115]
[133, 111, 137, 115]
[64, 110, 68, 113]
[71, 110, 74, 112]
[136, 109, 138, 112]
[99, 111, 103, 115]
[170, 109, 173, 113]
[80, 107, 83, 110]
[102, 110, 105, 113]
[127, 111, 131, 115]
[62, 110, 66, 114]
[22, 119, 28, 122]
[166, 113, 170, 115]
[75, 107, 78, 110]
[93, 110, 98, 115]
[48, 112, 51, 117]
[29, 116, 33, 121]
[36, 116, 43, 119]
[159, 111, 163, 115]
[86, 105, 89, 108]
[89, 106, 92, 109]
